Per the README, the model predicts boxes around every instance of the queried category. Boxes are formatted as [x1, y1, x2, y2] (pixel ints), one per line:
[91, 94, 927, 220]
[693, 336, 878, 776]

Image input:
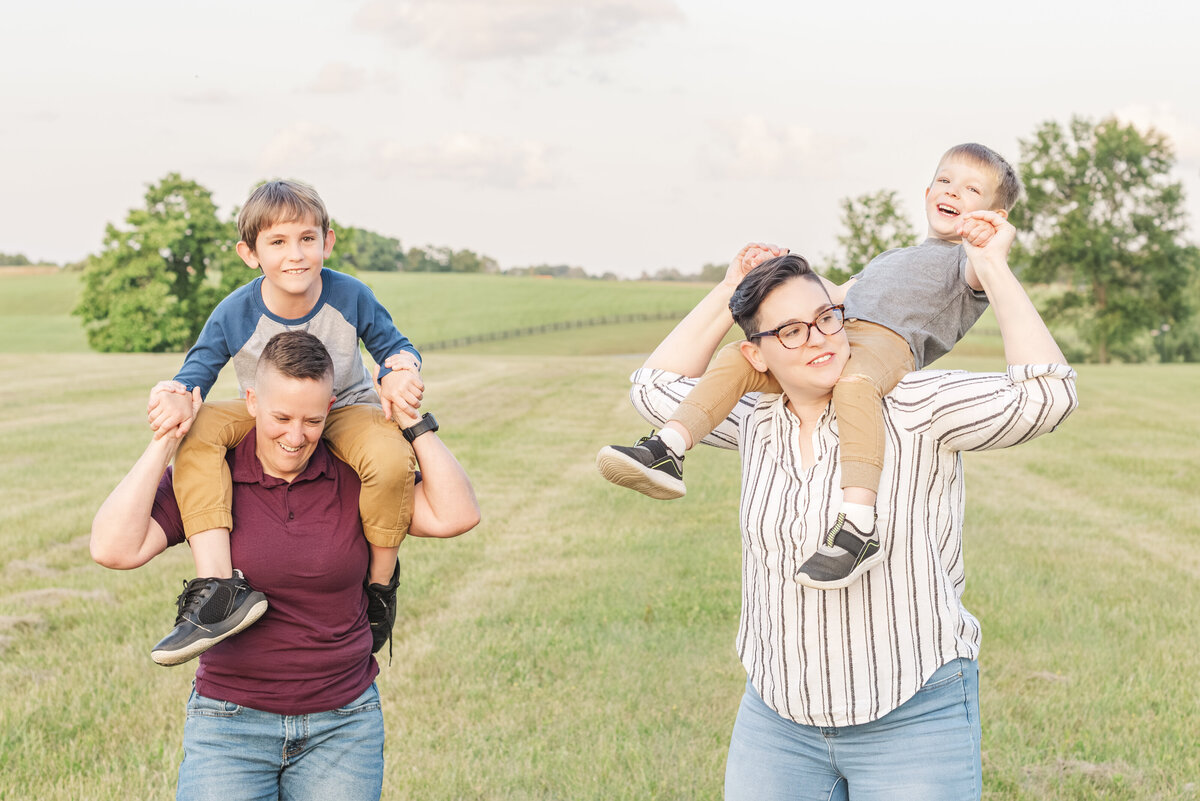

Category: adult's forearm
[643, 281, 740, 377]
[90, 437, 175, 568]
[976, 257, 1068, 366]
[407, 434, 480, 538]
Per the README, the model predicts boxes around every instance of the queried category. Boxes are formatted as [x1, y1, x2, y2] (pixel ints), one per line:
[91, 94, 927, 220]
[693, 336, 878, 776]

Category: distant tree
[332, 224, 401, 272]
[0, 252, 33, 266]
[1012, 116, 1200, 363]
[448, 249, 485, 273]
[74, 173, 245, 352]
[698, 262, 727, 283]
[403, 245, 449, 272]
[404, 245, 500, 273]
[823, 189, 919, 283]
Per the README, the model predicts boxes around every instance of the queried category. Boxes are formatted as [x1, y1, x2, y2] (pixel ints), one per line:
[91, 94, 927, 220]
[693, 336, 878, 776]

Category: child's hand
[377, 357, 424, 423]
[957, 213, 1000, 248]
[147, 385, 201, 440]
[959, 211, 1017, 282]
[723, 242, 788, 288]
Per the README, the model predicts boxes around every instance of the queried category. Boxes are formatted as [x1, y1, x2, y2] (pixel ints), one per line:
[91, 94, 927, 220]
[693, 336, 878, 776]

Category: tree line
[71, 115, 1198, 362]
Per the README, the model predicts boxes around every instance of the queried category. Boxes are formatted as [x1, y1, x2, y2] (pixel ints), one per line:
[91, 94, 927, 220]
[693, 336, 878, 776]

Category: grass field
[1, 271, 1198, 799]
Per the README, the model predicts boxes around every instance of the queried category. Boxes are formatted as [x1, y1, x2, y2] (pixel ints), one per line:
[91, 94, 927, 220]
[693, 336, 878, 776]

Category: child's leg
[597, 341, 780, 499]
[669, 341, 781, 450]
[795, 322, 914, 591]
[831, 323, 916, 496]
[173, 401, 256, 579]
[320, 405, 416, 585]
[152, 400, 265, 667]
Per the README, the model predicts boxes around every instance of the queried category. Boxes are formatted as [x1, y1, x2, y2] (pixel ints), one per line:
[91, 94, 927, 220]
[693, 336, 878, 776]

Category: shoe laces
[172, 579, 212, 625]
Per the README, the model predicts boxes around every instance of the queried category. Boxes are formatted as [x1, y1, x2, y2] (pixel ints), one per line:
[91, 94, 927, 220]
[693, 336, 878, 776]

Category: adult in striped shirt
[626, 213, 1077, 800]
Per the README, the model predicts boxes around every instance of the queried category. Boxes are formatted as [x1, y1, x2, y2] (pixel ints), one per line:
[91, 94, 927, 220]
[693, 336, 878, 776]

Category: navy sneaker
[596, 433, 685, 500]
[796, 514, 885, 590]
[151, 569, 268, 666]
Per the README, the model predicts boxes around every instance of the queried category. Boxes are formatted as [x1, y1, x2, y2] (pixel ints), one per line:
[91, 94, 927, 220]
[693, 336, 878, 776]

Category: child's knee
[188, 403, 254, 448]
[357, 437, 417, 487]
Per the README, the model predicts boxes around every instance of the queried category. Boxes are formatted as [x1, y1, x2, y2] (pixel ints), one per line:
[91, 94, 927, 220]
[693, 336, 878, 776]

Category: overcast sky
[4, 0, 1199, 277]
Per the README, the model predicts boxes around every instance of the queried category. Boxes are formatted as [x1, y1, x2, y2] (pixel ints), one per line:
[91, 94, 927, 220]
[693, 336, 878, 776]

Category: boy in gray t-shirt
[598, 143, 1023, 590]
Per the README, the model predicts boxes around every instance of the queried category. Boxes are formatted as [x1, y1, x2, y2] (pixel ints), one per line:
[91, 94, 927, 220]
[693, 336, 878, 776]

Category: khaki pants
[173, 401, 416, 548]
[671, 320, 915, 493]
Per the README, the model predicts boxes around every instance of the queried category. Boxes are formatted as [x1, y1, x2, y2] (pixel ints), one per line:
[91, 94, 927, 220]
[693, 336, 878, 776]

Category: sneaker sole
[796, 548, 887, 591]
[596, 447, 685, 500]
[151, 596, 270, 667]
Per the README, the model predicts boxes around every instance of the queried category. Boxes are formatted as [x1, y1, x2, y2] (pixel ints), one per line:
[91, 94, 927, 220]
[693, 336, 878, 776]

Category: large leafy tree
[823, 189, 919, 283]
[1011, 116, 1199, 363]
[75, 174, 248, 352]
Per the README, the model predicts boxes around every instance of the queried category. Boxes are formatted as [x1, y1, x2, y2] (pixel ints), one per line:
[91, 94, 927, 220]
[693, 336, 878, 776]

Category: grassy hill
[0, 270, 1197, 799]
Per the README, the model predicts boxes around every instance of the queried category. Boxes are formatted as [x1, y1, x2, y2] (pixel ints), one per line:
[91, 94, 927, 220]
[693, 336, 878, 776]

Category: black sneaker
[795, 514, 885, 590]
[596, 434, 686, 499]
[150, 569, 268, 666]
[366, 560, 401, 661]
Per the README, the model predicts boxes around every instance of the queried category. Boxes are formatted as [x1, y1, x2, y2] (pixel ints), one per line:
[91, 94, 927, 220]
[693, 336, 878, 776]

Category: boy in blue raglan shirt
[145, 179, 428, 665]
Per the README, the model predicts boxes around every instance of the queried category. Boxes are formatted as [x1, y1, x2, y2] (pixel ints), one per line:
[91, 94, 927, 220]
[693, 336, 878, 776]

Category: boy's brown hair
[939, 143, 1023, 212]
[237, 180, 331, 251]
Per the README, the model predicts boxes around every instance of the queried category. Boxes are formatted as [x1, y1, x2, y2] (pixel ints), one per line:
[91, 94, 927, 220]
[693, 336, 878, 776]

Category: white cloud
[375, 134, 557, 188]
[354, 0, 683, 61]
[701, 116, 834, 181]
[175, 88, 238, 105]
[308, 62, 370, 94]
[259, 124, 343, 172]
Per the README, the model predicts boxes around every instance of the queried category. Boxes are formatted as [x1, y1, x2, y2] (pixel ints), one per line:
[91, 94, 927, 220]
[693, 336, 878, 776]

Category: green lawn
[0, 270, 710, 355]
[1, 271, 1197, 799]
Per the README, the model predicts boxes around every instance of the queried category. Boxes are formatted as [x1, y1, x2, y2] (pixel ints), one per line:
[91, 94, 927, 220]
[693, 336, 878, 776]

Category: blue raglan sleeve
[350, 278, 421, 380]
[172, 296, 240, 397]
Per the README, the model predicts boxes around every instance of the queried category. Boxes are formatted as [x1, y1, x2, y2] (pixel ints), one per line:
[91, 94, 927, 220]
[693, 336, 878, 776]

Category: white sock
[657, 427, 687, 457]
[840, 502, 876, 533]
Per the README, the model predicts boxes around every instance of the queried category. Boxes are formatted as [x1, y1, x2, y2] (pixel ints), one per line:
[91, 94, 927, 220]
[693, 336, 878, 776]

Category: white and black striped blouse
[630, 364, 1078, 728]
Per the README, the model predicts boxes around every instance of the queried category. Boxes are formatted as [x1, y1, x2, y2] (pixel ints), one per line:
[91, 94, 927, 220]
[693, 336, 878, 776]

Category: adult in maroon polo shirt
[152, 432, 375, 713]
[90, 331, 479, 800]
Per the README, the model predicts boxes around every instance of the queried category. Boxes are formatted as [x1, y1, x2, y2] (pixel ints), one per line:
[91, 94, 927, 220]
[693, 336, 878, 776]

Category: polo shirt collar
[230, 426, 336, 487]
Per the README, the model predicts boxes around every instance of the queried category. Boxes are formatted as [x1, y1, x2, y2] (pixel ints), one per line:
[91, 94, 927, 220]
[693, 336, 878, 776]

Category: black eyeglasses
[751, 305, 846, 349]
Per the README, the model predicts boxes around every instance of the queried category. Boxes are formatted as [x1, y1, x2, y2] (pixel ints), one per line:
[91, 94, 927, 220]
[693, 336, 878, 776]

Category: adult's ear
[739, 339, 769, 373]
[244, 387, 259, 417]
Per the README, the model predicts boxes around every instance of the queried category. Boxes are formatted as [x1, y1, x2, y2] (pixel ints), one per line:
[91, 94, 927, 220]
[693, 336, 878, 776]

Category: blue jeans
[725, 658, 981, 801]
[177, 683, 384, 801]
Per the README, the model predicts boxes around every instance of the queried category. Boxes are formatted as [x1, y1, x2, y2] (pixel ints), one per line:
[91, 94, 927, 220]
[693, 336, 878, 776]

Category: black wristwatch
[402, 412, 439, 442]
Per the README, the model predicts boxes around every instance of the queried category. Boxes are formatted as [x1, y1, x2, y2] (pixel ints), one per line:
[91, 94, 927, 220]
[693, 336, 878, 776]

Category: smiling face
[740, 275, 850, 406]
[243, 364, 335, 483]
[923, 156, 1006, 242]
[235, 216, 335, 317]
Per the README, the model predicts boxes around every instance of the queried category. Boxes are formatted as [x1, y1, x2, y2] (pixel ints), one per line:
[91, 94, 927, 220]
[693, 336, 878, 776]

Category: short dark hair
[728, 253, 827, 339]
[257, 330, 334, 384]
[938, 143, 1022, 211]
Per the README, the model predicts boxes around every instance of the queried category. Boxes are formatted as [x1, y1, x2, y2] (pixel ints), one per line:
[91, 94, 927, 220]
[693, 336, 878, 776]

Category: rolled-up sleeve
[628, 368, 746, 450]
[895, 363, 1078, 452]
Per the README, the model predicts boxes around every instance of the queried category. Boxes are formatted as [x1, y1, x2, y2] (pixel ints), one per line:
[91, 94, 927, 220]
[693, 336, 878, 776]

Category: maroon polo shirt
[152, 429, 378, 715]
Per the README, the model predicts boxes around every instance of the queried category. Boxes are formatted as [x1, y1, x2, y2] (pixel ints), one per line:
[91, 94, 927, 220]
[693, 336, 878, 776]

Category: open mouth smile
[936, 204, 960, 217]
